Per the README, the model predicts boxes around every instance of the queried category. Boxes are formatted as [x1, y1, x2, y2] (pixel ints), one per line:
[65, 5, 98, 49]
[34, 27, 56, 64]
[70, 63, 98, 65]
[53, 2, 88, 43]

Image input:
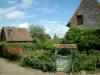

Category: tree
[29, 25, 45, 42]
[29, 25, 52, 43]
[29, 25, 45, 38]
[44, 34, 51, 40]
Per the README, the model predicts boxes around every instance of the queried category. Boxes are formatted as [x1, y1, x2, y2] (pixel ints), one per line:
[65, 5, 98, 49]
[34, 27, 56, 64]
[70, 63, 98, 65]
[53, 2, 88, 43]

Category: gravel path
[0, 58, 100, 75]
[0, 58, 55, 75]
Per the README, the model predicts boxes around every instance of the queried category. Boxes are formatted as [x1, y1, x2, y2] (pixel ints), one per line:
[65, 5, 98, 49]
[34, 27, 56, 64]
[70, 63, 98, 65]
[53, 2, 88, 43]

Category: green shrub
[18, 43, 35, 50]
[62, 27, 100, 51]
[21, 50, 56, 72]
[72, 49, 100, 72]
[61, 27, 100, 72]
[32, 38, 42, 49]
[0, 42, 10, 58]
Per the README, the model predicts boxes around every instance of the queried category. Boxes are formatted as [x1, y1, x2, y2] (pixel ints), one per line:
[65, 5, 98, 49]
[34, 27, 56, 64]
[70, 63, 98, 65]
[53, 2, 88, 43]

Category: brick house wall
[68, 0, 100, 28]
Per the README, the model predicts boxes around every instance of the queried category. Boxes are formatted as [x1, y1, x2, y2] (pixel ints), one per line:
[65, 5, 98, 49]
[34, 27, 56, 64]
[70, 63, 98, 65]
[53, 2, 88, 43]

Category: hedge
[61, 27, 100, 72]
[21, 50, 56, 72]
[62, 27, 100, 51]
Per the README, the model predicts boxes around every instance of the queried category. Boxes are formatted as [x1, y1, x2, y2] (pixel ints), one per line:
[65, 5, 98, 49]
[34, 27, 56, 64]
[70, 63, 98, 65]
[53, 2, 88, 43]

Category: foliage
[31, 38, 42, 49]
[21, 50, 56, 72]
[43, 41, 60, 50]
[18, 43, 35, 50]
[29, 25, 51, 44]
[29, 25, 45, 41]
[61, 27, 100, 72]
[44, 34, 51, 40]
[0, 42, 8, 58]
[72, 49, 100, 72]
[8, 46, 23, 55]
[62, 27, 100, 51]
[0, 42, 24, 59]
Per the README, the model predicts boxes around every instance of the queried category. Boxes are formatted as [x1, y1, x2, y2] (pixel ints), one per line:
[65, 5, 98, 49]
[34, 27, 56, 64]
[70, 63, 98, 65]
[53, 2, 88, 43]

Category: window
[77, 15, 83, 25]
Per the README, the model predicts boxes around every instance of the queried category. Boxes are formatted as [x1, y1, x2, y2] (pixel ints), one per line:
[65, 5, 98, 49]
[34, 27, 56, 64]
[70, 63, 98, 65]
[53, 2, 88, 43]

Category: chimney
[8, 29, 12, 36]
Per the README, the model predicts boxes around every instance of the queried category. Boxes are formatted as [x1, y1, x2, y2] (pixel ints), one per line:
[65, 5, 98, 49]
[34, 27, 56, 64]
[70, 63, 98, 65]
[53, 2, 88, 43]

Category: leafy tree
[29, 25, 45, 41]
[44, 34, 51, 40]
[29, 25, 51, 43]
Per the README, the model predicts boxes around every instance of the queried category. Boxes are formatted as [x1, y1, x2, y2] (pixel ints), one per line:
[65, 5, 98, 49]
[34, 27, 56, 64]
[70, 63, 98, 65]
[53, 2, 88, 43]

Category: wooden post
[53, 44, 77, 75]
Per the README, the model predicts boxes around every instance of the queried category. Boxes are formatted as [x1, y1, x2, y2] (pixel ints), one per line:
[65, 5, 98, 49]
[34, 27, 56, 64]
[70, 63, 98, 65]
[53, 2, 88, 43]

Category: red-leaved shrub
[8, 45, 24, 56]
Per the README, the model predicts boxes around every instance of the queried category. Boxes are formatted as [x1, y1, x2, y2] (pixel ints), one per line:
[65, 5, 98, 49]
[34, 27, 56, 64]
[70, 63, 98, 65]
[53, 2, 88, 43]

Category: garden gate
[53, 44, 77, 75]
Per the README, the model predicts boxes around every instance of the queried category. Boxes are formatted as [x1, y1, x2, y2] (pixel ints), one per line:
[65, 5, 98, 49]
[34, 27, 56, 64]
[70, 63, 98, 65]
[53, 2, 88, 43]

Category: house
[67, 0, 100, 28]
[1, 27, 32, 42]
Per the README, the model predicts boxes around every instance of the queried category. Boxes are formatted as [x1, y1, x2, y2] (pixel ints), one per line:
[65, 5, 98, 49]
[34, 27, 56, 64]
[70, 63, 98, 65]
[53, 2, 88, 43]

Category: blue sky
[0, 0, 100, 38]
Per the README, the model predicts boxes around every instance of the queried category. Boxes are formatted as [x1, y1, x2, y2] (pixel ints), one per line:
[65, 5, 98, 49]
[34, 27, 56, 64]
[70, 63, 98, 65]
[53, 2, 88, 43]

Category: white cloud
[45, 29, 51, 34]
[40, 19, 69, 38]
[20, 0, 33, 8]
[40, 20, 48, 23]
[52, 25, 69, 35]
[5, 11, 26, 20]
[0, 6, 16, 15]
[45, 25, 69, 38]
[7, 0, 16, 5]
[0, 6, 27, 21]
[42, 7, 56, 13]
[20, 0, 39, 8]
[47, 21, 60, 24]
[19, 22, 29, 29]
[40, 20, 60, 24]
[0, 24, 15, 29]
[37, 7, 56, 14]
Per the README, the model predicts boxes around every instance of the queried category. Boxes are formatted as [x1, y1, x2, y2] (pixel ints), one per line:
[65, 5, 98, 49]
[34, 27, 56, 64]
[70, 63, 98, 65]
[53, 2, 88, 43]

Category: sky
[0, 0, 100, 38]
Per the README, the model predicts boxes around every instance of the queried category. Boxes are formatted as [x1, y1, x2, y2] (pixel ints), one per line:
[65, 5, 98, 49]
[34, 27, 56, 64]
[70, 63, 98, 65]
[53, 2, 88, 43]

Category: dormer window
[77, 15, 83, 25]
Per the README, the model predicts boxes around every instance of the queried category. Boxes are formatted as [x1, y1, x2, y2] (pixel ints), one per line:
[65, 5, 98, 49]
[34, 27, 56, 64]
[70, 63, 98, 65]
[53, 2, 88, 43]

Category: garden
[0, 26, 100, 74]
